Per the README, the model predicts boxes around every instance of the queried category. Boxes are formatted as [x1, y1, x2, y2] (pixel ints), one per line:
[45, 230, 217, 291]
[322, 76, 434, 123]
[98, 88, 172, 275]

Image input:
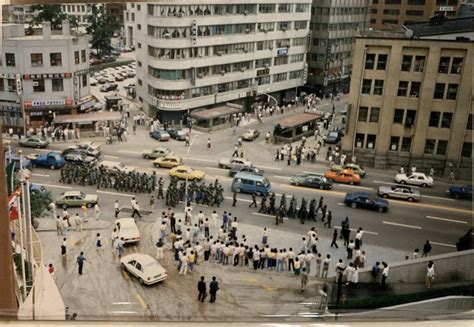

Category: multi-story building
[342, 34, 473, 180]
[370, 0, 463, 30]
[124, 0, 311, 122]
[61, 3, 94, 26]
[1, 22, 92, 131]
[2, 5, 35, 24]
[307, 0, 371, 96]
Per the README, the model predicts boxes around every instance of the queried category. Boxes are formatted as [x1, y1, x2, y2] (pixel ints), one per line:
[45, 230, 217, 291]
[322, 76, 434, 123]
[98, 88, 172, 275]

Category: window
[424, 139, 436, 154]
[259, 4, 275, 13]
[292, 37, 306, 46]
[438, 57, 450, 73]
[273, 72, 287, 83]
[278, 4, 291, 13]
[405, 110, 416, 127]
[33, 79, 45, 92]
[365, 54, 375, 69]
[362, 79, 371, 94]
[408, 0, 425, 4]
[385, 0, 401, 3]
[406, 10, 424, 16]
[393, 109, 404, 124]
[137, 4, 141, 10]
[277, 21, 291, 31]
[370, 107, 380, 122]
[50, 53, 62, 66]
[451, 57, 463, 74]
[397, 81, 408, 97]
[31, 53, 43, 67]
[429, 112, 440, 127]
[390, 136, 400, 151]
[401, 137, 412, 152]
[376, 54, 387, 70]
[138, 43, 142, 49]
[132, 13, 135, 21]
[138, 79, 142, 86]
[6, 53, 15, 66]
[358, 107, 368, 122]
[382, 19, 398, 25]
[137, 24, 141, 30]
[401, 55, 412, 71]
[82, 74, 87, 87]
[433, 83, 445, 99]
[366, 134, 376, 149]
[409, 82, 421, 98]
[138, 61, 142, 67]
[441, 112, 453, 128]
[256, 75, 270, 85]
[461, 142, 472, 158]
[373, 80, 384, 95]
[81, 50, 86, 63]
[274, 56, 288, 66]
[289, 70, 303, 79]
[52, 78, 63, 92]
[7, 79, 15, 92]
[467, 114, 473, 130]
[74, 51, 80, 64]
[413, 56, 425, 72]
[446, 84, 458, 100]
[294, 21, 307, 30]
[436, 140, 448, 156]
[383, 9, 400, 15]
[355, 134, 365, 148]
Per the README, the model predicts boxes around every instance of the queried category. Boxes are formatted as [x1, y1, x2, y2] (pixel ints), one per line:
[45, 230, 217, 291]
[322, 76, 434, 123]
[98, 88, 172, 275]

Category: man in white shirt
[179, 252, 188, 275]
[381, 262, 389, 287]
[426, 261, 435, 289]
[355, 228, 364, 249]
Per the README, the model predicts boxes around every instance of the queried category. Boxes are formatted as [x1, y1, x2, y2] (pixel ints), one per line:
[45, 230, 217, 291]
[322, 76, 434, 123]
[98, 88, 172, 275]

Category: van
[231, 172, 271, 196]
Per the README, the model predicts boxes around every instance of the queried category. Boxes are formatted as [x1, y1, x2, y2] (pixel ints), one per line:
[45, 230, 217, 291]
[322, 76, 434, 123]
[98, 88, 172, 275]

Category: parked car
[168, 129, 187, 141]
[19, 136, 49, 148]
[169, 165, 205, 181]
[378, 185, 421, 202]
[323, 131, 342, 144]
[127, 71, 136, 78]
[97, 77, 107, 84]
[90, 78, 98, 86]
[114, 74, 124, 81]
[106, 75, 116, 83]
[121, 253, 167, 285]
[67, 142, 101, 157]
[100, 83, 118, 92]
[344, 192, 389, 213]
[153, 155, 182, 168]
[447, 184, 472, 200]
[218, 158, 253, 170]
[324, 169, 361, 185]
[290, 173, 333, 190]
[150, 130, 170, 141]
[229, 166, 264, 177]
[55, 191, 98, 209]
[115, 218, 140, 244]
[395, 172, 434, 187]
[63, 152, 97, 166]
[331, 163, 366, 177]
[241, 129, 260, 141]
[142, 146, 172, 159]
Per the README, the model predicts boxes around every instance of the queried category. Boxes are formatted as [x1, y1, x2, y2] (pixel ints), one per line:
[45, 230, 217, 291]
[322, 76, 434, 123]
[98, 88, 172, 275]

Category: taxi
[324, 169, 361, 185]
[153, 155, 182, 168]
[169, 165, 205, 181]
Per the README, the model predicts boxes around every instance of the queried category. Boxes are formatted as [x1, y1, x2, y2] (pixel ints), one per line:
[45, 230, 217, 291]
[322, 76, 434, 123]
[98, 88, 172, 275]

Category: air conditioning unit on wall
[32, 81, 39, 87]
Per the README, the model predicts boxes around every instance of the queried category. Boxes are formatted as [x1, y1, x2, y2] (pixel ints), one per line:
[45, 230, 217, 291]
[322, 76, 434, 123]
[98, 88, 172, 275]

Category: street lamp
[184, 134, 198, 214]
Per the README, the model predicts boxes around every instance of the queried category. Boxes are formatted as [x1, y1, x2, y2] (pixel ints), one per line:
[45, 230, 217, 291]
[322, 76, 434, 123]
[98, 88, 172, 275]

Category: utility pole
[0, 131, 19, 318]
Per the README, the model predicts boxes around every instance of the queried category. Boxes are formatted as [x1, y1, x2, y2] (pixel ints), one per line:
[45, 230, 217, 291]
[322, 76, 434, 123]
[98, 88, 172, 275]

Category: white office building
[124, 0, 311, 122]
[1, 21, 92, 131]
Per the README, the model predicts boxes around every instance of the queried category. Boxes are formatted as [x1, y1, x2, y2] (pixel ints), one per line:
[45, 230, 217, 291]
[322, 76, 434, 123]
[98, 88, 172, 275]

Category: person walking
[261, 228, 268, 245]
[111, 228, 118, 247]
[426, 261, 435, 289]
[381, 262, 389, 287]
[249, 192, 258, 208]
[347, 240, 355, 259]
[60, 238, 67, 257]
[232, 192, 237, 207]
[115, 237, 125, 258]
[56, 216, 63, 235]
[149, 195, 155, 211]
[422, 240, 432, 257]
[49, 202, 57, 220]
[321, 254, 331, 278]
[371, 262, 381, 282]
[74, 214, 83, 232]
[94, 204, 100, 220]
[300, 267, 309, 292]
[232, 145, 239, 157]
[114, 200, 120, 218]
[156, 238, 164, 260]
[96, 233, 102, 249]
[315, 253, 322, 278]
[206, 138, 211, 150]
[81, 203, 88, 222]
[209, 276, 219, 303]
[355, 228, 363, 249]
[76, 251, 87, 275]
[330, 229, 339, 248]
[131, 201, 142, 218]
[324, 211, 332, 228]
[197, 276, 207, 302]
[293, 257, 301, 276]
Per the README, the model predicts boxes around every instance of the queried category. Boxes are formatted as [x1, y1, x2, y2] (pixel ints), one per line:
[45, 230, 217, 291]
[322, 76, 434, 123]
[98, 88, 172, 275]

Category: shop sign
[24, 99, 74, 108]
[277, 48, 288, 57]
[23, 73, 72, 80]
[256, 68, 270, 76]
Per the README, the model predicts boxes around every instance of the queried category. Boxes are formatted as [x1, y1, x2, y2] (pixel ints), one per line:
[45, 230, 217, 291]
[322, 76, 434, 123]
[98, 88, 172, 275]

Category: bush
[30, 190, 52, 219]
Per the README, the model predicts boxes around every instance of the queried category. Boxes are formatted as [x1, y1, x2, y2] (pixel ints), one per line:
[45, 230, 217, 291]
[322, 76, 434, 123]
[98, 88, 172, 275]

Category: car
[64, 143, 100, 158]
[123, 47, 133, 52]
[447, 184, 472, 200]
[28, 152, 65, 169]
[115, 218, 140, 244]
[89, 58, 103, 66]
[63, 152, 97, 166]
[324, 169, 361, 185]
[344, 192, 389, 213]
[395, 172, 434, 187]
[100, 161, 134, 175]
[150, 130, 170, 141]
[218, 158, 253, 170]
[378, 185, 421, 202]
[169, 165, 205, 181]
[100, 83, 118, 92]
[241, 129, 260, 141]
[107, 75, 116, 83]
[153, 155, 182, 168]
[121, 253, 167, 285]
[97, 77, 107, 84]
[331, 163, 366, 177]
[55, 191, 98, 209]
[90, 78, 98, 86]
[19, 136, 49, 148]
[5, 152, 32, 170]
[114, 74, 124, 81]
[323, 131, 342, 144]
[127, 71, 136, 78]
[142, 146, 172, 159]
[124, 83, 136, 89]
[168, 129, 187, 141]
[229, 166, 264, 177]
[290, 173, 333, 190]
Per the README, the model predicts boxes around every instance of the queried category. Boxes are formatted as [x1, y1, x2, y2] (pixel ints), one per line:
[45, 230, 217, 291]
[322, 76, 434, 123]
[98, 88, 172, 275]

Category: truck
[27, 152, 66, 170]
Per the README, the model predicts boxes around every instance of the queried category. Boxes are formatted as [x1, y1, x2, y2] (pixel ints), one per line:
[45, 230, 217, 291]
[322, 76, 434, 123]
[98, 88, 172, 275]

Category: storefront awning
[190, 106, 243, 121]
[53, 111, 122, 124]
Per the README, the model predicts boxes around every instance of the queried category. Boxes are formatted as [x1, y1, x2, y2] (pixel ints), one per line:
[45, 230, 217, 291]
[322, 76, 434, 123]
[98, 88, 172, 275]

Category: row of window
[62, 4, 88, 13]
[372, 9, 424, 16]
[0, 75, 87, 93]
[372, 0, 457, 4]
[362, 79, 459, 100]
[4, 50, 86, 67]
[311, 6, 370, 16]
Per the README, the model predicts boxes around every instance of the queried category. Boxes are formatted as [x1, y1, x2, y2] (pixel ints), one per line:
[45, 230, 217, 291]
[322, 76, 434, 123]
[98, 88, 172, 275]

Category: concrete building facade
[124, 0, 311, 122]
[1, 22, 92, 131]
[370, 0, 463, 30]
[342, 36, 473, 180]
[307, 0, 371, 96]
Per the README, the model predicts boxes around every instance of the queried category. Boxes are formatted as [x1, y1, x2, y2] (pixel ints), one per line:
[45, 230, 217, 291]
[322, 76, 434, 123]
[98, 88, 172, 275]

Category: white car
[107, 75, 116, 83]
[90, 78, 98, 86]
[218, 158, 253, 170]
[121, 253, 167, 285]
[394, 172, 434, 187]
[115, 218, 140, 244]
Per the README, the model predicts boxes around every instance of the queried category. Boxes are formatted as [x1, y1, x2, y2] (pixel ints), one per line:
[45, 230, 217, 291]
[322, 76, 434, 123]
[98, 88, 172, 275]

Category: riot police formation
[164, 177, 225, 208]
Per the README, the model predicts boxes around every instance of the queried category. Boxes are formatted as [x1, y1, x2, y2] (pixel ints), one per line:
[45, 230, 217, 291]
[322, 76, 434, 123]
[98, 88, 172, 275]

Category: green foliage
[86, 4, 119, 58]
[31, 5, 67, 30]
[30, 189, 52, 219]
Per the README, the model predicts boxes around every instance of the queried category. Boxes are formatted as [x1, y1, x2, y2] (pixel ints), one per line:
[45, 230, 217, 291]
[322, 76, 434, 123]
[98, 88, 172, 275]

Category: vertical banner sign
[15, 74, 22, 96]
[5, 162, 14, 195]
[191, 67, 196, 86]
[191, 20, 197, 45]
[303, 63, 308, 84]
[73, 76, 80, 103]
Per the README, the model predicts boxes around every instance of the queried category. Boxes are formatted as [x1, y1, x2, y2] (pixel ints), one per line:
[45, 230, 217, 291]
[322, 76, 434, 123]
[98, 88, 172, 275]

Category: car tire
[86, 203, 93, 208]
[138, 278, 144, 285]
[50, 165, 56, 170]
[407, 197, 414, 202]
[319, 185, 324, 190]
[350, 202, 357, 209]
[454, 194, 460, 199]
[382, 194, 389, 198]
[37, 145, 41, 149]
[421, 183, 427, 187]
[349, 181, 354, 185]
[400, 180, 406, 184]
[62, 204, 68, 209]
[378, 207, 385, 213]
[144, 155, 149, 159]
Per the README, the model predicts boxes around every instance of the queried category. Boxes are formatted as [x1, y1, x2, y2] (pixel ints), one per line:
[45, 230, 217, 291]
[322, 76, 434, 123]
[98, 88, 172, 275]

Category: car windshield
[80, 192, 86, 198]
[329, 132, 338, 137]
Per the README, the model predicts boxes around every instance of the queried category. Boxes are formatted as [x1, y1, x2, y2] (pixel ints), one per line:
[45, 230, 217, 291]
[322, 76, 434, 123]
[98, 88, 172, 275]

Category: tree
[86, 4, 119, 58]
[31, 5, 67, 30]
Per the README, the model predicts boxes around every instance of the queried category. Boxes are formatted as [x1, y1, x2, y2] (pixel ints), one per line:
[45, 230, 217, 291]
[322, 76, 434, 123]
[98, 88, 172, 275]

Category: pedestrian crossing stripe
[240, 277, 258, 283]
[262, 285, 275, 291]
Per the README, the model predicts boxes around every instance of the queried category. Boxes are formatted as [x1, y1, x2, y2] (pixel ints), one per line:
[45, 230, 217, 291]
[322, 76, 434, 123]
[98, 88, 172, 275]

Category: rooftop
[53, 111, 122, 124]
[403, 16, 474, 37]
[190, 106, 243, 120]
[277, 113, 321, 128]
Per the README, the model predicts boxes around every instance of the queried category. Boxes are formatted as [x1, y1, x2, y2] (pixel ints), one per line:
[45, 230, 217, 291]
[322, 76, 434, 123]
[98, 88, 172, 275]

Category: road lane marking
[252, 212, 288, 220]
[430, 241, 456, 248]
[338, 203, 346, 206]
[36, 149, 53, 153]
[426, 216, 468, 224]
[273, 175, 291, 179]
[334, 226, 378, 235]
[31, 173, 50, 177]
[104, 155, 119, 159]
[118, 150, 141, 154]
[134, 293, 148, 309]
[373, 180, 397, 186]
[383, 221, 421, 229]
[256, 165, 282, 171]
[422, 195, 455, 202]
[204, 167, 228, 171]
[97, 190, 134, 197]
[35, 183, 72, 189]
[336, 184, 374, 191]
[188, 157, 216, 163]
[224, 196, 252, 203]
